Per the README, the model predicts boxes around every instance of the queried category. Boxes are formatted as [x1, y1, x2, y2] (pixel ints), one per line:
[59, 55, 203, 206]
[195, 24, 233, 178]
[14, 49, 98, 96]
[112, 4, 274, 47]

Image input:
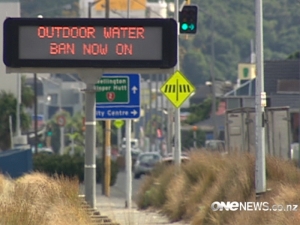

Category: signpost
[160, 70, 195, 165]
[160, 70, 195, 108]
[56, 115, 66, 155]
[95, 74, 140, 120]
[3, 18, 177, 69]
[114, 120, 124, 154]
[113, 120, 124, 128]
[3, 17, 177, 210]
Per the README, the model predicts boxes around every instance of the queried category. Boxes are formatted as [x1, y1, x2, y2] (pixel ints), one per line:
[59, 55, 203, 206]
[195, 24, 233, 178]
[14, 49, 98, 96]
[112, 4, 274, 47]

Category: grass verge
[0, 172, 93, 225]
[136, 151, 300, 225]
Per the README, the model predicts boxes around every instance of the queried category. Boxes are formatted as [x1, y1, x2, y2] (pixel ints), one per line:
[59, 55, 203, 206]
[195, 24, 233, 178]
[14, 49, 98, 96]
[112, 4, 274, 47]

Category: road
[81, 171, 189, 225]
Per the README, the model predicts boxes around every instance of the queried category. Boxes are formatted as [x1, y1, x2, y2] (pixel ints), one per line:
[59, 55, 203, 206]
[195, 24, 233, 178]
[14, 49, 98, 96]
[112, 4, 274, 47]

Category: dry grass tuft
[137, 151, 300, 225]
[162, 173, 187, 222]
[0, 172, 92, 225]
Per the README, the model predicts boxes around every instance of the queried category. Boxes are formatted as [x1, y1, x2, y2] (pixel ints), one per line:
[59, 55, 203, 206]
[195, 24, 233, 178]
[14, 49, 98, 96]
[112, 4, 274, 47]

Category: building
[223, 59, 300, 143]
[25, 74, 85, 122]
[0, 0, 20, 96]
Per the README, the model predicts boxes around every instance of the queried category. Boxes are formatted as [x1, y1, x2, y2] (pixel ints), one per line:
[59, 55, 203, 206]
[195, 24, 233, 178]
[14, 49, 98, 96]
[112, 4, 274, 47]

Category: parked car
[133, 152, 162, 179]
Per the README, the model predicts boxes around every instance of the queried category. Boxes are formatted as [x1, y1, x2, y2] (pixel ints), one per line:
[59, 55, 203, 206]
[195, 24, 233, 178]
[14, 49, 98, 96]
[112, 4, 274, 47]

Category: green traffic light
[181, 23, 188, 30]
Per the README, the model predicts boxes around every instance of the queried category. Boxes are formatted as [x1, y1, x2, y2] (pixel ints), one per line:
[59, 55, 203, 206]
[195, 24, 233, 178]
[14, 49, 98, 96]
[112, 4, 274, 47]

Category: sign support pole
[174, 0, 181, 166]
[79, 71, 101, 209]
[117, 127, 122, 151]
[125, 119, 132, 209]
[105, 120, 111, 197]
[60, 126, 65, 155]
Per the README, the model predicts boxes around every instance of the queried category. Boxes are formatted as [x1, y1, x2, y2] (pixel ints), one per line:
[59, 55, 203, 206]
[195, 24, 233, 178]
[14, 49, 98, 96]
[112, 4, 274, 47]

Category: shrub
[33, 154, 118, 186]
[137, 151, 300, 225]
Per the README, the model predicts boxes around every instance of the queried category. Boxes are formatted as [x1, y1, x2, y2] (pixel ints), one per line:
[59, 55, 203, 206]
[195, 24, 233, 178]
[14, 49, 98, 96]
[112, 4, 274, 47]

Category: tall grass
[136, 151, 300, 225]
[0, 172, 92, 225]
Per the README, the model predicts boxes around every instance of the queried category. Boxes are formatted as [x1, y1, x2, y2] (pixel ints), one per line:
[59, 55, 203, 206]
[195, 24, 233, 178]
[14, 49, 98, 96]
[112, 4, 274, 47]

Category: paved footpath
[96, 195, 190, 225]
[81, 171, 190, 225]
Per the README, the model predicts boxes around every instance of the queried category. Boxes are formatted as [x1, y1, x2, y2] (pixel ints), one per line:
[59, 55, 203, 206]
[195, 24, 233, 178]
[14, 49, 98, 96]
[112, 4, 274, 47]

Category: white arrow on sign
[131, 110, 138, 116]
[131, 86, 138, 94]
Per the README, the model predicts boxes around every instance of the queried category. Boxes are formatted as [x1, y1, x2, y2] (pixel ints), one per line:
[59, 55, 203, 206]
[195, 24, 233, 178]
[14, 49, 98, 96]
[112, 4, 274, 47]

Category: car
[205, 140, 227, 155]
[161, 155, 190, 165]
[164, 151, 189, 158]
[119, 148, 142, 160]
[133, 152, 162, 179]
[31, 147, 54, 155]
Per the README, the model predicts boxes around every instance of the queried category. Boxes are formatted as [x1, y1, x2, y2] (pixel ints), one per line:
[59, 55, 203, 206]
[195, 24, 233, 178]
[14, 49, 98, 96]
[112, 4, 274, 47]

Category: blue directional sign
[95, 74, 140, 120]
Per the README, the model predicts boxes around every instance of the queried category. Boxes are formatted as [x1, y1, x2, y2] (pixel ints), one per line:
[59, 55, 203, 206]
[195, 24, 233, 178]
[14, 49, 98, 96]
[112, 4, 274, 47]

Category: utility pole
[255, 0, 266, 195]
[210, 17, 218, 140]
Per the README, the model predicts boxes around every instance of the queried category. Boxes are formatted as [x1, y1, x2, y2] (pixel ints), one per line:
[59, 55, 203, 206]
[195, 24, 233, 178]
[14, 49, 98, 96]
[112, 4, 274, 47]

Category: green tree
[0, 91, 31, 150]
[186, 98, 213, 125]
[48, 111, 103, 154]
[21, 75, 34, 108]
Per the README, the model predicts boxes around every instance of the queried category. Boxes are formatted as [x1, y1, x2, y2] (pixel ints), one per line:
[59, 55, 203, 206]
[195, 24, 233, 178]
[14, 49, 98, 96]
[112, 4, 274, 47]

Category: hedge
[33, 154, 119, 186]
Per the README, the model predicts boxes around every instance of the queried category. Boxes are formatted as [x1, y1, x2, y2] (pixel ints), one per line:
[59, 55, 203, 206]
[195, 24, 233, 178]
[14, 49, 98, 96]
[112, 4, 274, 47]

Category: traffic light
[179, 5, 198, 34]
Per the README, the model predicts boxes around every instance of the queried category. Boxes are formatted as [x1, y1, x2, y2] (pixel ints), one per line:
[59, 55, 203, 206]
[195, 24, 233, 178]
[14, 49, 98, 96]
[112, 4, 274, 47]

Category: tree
[186, 98, 213, 125]
[21, 75, 34, 108]
[48, 111, 103, 154]
[0, 91, 31, 150]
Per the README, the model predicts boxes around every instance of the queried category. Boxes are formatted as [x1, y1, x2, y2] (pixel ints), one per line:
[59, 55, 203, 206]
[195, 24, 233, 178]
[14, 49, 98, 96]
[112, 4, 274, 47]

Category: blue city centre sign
[95, 74, 140, 120]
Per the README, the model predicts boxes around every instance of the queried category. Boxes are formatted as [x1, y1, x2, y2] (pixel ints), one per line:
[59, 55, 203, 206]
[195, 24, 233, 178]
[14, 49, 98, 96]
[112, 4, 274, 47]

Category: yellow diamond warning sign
[160, 70, 195, 108]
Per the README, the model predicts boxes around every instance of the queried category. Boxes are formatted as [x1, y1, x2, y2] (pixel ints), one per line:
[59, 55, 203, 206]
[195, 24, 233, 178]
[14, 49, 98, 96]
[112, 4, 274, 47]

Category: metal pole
[85, 82, 96, 208]
[127, 0, 130, 18]
[125, 119, 132, 209]
[161, 74, 165, 154]
[210, 17, 218, 139]
[101, 121, 105, 195]
[174, 0, 181, 166]
[9, 115, 13, 149]
[193, 130, 197, 149]
[60, 126, 65, 155]
[88, 2, 92, 18]
[104, 0, 111, 198]
[117, 127, 122, 151]
[105, 120, 111, 196]
[105, 0, 110, 18]
[59, 86, 64, 155]
[255, 0, 266, 194]
[148, 80, 153, 151]
[125, 0, 132, 209]
[34, 73, 38, 154]
[79, 72, 100, 209]
[16, 73, 21, 137]
[155, 74, 159, 151]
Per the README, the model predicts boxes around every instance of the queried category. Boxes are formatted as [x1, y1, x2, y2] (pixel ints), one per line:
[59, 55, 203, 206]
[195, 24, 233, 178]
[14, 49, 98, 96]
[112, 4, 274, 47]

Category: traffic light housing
[179, 5, 198, 34]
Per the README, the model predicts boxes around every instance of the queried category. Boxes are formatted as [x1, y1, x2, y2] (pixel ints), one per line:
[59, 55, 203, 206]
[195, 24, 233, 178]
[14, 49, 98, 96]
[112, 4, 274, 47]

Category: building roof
[225, 60, 300, 97]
